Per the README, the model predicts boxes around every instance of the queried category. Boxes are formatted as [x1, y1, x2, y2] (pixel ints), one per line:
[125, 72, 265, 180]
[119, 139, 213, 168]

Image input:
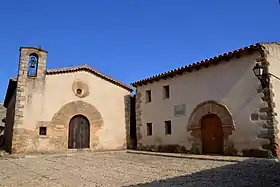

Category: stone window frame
[72, 80, 89, 98]
[39, 127, 47, 136]
[36, 121, 50, 139]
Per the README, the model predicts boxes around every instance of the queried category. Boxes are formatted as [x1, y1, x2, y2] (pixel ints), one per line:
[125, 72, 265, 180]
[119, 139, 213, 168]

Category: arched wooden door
[201, 114, 224, 154]
[68, 115, 90, 149]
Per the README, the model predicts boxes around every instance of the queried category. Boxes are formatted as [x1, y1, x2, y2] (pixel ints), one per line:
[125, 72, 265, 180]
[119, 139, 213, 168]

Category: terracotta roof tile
[45, 64, 133, 91]
[9, 65, 133, 92]
[131, 43, 264, 87]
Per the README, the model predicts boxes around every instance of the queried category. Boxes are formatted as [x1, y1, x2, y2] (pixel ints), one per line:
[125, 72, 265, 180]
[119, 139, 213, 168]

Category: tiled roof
[9, 65, 133, 92]
[45, 64, 133, 91]
[4, 65, 133, 107]
[131, 43, 264, 87]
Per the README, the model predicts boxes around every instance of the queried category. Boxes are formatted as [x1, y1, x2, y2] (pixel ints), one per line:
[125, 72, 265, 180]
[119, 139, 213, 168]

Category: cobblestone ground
[0, 151, 279, 187]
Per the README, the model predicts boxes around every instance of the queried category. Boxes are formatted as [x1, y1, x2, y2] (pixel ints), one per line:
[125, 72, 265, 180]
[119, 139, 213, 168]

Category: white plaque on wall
[174, 104, 186, 117]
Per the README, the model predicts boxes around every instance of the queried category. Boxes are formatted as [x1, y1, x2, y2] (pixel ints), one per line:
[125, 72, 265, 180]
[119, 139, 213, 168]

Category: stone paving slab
[0, 151, 279, 187]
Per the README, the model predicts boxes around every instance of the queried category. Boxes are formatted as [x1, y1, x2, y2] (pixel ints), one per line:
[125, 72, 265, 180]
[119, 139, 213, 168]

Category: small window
[39, 127, 47, 136]
[146, 90, 152, 103]
[147, 123, 152, 136]
[76, 88, 82, 95]
[165, 120, 172, 135]
[163, 85, 170, 99]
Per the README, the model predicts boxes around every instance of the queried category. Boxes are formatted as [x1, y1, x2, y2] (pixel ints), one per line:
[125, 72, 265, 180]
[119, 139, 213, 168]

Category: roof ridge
[131, 42, 264, 86]
[10, 64, 133, 92]
[47, 64, 133, 91]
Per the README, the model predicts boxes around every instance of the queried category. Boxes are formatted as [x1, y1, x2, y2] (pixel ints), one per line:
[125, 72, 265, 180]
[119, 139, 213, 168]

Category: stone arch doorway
[187, 100, 235, 154]
[51, 100, 103, 151]
[68, 115, 90, 149]
[201, 114, 224, 154]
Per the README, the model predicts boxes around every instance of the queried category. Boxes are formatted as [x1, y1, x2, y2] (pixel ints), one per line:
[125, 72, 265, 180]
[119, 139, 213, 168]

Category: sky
[0, 0, 279, 101]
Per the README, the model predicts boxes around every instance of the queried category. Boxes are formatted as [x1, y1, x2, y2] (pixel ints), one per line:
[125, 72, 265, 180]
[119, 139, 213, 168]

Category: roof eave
[46, 66, 134, 92]
[131, 43, 263, 87]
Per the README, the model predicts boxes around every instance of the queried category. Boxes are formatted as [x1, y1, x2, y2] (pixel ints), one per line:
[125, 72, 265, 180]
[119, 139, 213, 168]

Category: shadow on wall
[123, 158, 280, 187]
[125, 94, 137, 150]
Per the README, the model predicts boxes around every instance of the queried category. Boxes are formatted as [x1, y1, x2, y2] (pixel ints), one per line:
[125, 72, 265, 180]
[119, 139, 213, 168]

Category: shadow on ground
[124, 158, 280, 187]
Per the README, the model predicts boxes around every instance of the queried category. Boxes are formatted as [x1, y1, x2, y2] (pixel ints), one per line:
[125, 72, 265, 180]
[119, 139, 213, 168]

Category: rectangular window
[39, 127, 47, 136]
[146, 90, 152, 103]
[163, 85, 170, 99]
[165, 120, 172, 135]
[147, 123, 152, 136]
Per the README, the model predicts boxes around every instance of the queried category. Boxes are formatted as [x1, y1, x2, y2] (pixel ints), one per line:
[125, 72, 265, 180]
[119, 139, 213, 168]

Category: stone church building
[3, 47, 133, 154]
[132, 42, 280, 157]
[2, 42, 280, 158]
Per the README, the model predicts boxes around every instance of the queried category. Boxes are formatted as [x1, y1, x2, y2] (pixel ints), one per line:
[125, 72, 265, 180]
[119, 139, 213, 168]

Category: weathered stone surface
[72, 80, 89, 98]
[242, 148, 273, 158]
[258, 51, 279, 157]
[50, 100, 104, 152]
[187, 100, 235, 154]
[11, 100, 104, 154]
[124, 95, 131, 148]
[135, 90, 142, 148]
[10, 48, 48, 154]
[187, 100, 236, 131]
[137, 144, 190, 154]
[223, 142, 237, 156]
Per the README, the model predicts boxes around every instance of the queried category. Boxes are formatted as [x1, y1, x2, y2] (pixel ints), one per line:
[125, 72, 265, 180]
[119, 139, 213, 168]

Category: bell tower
[18, 47, 47, 80]
[11, 47, 47, 153]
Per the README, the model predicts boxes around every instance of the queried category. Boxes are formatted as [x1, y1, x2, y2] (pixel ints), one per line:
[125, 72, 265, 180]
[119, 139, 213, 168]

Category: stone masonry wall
[134, 50, 276, 158]
[124, 95, 131, 149]
[11, 48, 47, 154]
[135, 89, 142, 149]
[260, 43, 280, 157]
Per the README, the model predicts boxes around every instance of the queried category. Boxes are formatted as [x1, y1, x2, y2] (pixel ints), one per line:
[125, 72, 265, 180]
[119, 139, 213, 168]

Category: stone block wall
[260, 43, 280, 157]
[11, 47, 47, 153]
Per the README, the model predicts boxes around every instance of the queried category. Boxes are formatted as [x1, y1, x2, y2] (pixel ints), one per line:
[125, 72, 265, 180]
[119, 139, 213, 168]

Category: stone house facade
[3, 47, 133, 154]
[131, 42, 280, 157]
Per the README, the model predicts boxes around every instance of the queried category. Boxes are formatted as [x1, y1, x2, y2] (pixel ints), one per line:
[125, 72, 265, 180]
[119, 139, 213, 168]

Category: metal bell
[29, 56, 37, 68]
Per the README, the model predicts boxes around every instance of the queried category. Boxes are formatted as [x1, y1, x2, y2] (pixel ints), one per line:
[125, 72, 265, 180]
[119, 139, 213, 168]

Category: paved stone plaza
[0, 151, 279, 187]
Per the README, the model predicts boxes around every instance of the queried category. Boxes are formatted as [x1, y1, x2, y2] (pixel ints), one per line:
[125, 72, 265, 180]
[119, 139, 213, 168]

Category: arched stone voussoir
[187, 100, 236, 131]
[49, 100, 104, 151]
[51, 100, 103, 129]
[187, 100, 236, 154]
